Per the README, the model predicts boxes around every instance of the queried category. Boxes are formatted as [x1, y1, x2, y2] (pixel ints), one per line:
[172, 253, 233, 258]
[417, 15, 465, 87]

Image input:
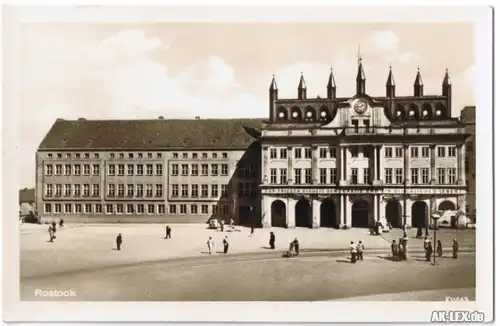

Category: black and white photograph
[2, 4, 494, 324]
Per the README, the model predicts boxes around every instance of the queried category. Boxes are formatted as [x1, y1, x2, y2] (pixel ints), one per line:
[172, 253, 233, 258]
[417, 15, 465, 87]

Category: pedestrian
[250, 224, 255, 236]
[437, 240, 443, 257]
[59, 218, 64, 228]
[452, 239, 459, 259]
[424, 235, 431, 251]
[230, 218, 235, 228]
[425, 242, 433, 262]
[357, 241, 364, 261]
[166, 226, 171, 239]
[391, 240, 399, 261]
[48, 224, 55, 242]
[269, 231, 275, 249]
[116, 233, 123, 251]
[349, 241, 357, 263]
[292, 238, 299, 256]
[207, 236, 214, 254]
[220, 220, 225, 232]
[223, 236, 229, 254]
[416, 227, 422, 239]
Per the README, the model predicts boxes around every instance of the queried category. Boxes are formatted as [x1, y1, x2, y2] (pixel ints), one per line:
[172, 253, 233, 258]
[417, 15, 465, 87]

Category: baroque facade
[460, 106, 476, 220]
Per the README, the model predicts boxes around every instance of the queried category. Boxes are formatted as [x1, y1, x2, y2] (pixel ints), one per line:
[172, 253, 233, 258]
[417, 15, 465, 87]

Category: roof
[38, 118, 264, 150]
[19, 188, 35, 203]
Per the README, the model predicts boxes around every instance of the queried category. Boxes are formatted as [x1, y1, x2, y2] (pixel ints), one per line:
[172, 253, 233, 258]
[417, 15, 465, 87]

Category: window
[66, 153, 71, 159]
[222, 152, 228, 158]
[169, 205, 177, 214]
[448, 146, 457, 157]
[385, 147, 393, 158]
[238, 182, 252, 197]
[295, 148, 302, 158]
[64, 164, 71, 176]
[82, 164, 90, 175]
[127, 184, 134, 197]
[156, 164, 163, 176]
[180, 204, 187, 214]
[74, 184, 81, 197]
[84, 153, 90, 159]
[44, 203, 52, 214]
[157, 153, 162, 159]
[146, 164, 153, 176]
[421, 147, 430, 158]
[351, 168, 358, 184]
[117, 184, 124, 197]
[395, 147, 403, 158]
[362, 147, 370, 158]
[146, 184, 153, 197]
[171, 184, 179, 197]
[201, 164, 209, 176]
[270, 168, 277, 184]
[136, 164, 144, 176]
[57, 153, 62, 159]
[351, 147, 359, 158]
[106, 204, 113, 214]
[280, 168, 287, 184]
[127, 164, 134, 176]
[270, 148, 277, 159]
[117, 164, 124, 176]
[421, 168, 429, 184]
[279, 148, 287, 159]
[411, 168, 419, 184]
[171, 164, 179, 176]
[211, 164, 218, 176]
[363, 119, 370, 132]
[191, 164, 199, 176]
[45, 165, 53, 176]
[108, 184, 116, 197]
[212, 205, 219, 215]
[119, 153, 125, 159]
[447, 168, 457, 184]
[352, 119, 359, 133]
[192, 153, 198, 159]
[181, 184, 188, 198]
[108, 164, 116, 176]
[437, 168, 446, 184]
[109, 153, 115, 159]
[304, 148, 312, 159]
[47, 153, 53, 159]
[329, 168, 336, 184]
[83, 204, 91, 214]
[173, 153, 179, 159]
[305, 168, 312, 184]
[385, 168, 393, 184]
[74, 164, 81, 176]
[55, 184, 62, 197]
[294, 169, 302, 184]
[116, 204, 124, 214]
[45, 184, 53, 197]
[212, 153, 217, 159]
[155, 184, 163, 197]
[83, 184, 90, 197]
[363, 168, 370, 184]
[127, 204, 134, 214]
[221, 164, 228, 176]
[183, 184, 195, 199]
[183, 153, 188, 159]
[410, 147, 419, 158]
[137, 204, 144, 214]
[320, 148, 328, 158]
[223, 205, 230, 214]
[147, 153, 153, 159]
[179, 164, 188, 176]
[93, 164, 100, 175]
[65, 204, 72, 214]
[148, 204, 155, 214]
[92, 184, 100, 197]
[395, 168, 403, 184]
[95, 204, 102, 214]
[211, 184, 218, 198]
[64, 184, 71, 197]
[136, 184, 144, 197]
[329, 147, 336, 158]
[202, 153, 208, 159]
[54, 203, 62, 213]
[320, 168, 327, 184]
[201, 205, 208, 214]
[129, 153, 134, 159]
[55, 164, 62, 175]
[201, 184, 208, 198]
[191, 205, 198, 214]
[221, 185, 228, 197]
[437, 146, 446, 157]
[75, 204, 82, 214]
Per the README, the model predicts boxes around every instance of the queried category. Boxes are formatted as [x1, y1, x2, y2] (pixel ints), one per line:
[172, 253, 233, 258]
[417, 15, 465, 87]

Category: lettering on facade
[261, 187, 465, 195]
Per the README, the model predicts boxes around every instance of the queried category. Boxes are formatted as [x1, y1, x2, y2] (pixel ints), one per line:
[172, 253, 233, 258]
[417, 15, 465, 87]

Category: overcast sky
[16, 22, 475, 188]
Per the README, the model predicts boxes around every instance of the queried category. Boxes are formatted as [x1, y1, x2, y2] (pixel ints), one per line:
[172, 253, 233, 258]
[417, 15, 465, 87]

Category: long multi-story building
[460, 106, 476, 221]
[36, 60, 470, 228]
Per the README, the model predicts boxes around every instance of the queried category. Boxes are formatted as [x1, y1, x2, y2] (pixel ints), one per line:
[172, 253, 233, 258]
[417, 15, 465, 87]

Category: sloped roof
[19, 188, 35, 203]
[38, 118, 264, 150]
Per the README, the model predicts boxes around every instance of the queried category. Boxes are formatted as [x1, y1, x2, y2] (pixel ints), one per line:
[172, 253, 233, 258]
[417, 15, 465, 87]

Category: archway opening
[352, 200, 370, 228]
[438, 200, 456, 227]
[411, 201, 428, 228]
[385, 200, 402, 228]
[271, 200, 286, 228]
[320, 199, 337, 228]
[295, 199, 312, 228]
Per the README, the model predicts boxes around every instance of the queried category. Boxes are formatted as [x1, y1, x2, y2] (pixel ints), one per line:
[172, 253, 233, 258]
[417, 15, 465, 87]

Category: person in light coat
[207, 236, 215, 254]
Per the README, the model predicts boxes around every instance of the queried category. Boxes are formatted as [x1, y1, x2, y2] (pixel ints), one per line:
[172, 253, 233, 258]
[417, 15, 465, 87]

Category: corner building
[260, 61, 468, 229]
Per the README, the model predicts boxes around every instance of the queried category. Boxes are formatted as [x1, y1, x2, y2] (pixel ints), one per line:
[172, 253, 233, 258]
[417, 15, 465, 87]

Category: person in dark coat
[269, 232, 275, 249]
[59, 218, 64, 228]
[391, 240, 399, 261]
[357, 241, 364, 261]
[250, 224, 255, 236]
[165, 226, 171, 239]
[292, 238, 299, 256]
[437, 240, 443, 257]
[116, 233, 123, 251]
[452, 239, 459, 259]
[425, 242, 433, 262]
[223, 236, 229, 254]
[416, 227, 423, 239]
[220, 220, 225, 232]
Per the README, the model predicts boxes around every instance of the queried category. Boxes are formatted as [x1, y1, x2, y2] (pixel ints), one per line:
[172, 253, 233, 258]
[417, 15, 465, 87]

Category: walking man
[220, 220, 225, 232]
[452, 239, 459, 259]
[292, 238, 299, 256]
[165, 225, 172, 239]
[250, 223, 255, 236]
[48, 224, 55, 242]
[223, 236, 229, 254]
[391, 240, 399, 261]
[437, 240, 443, 257]
[425, 242, 433, 262]
[207, 236, 215, 254]
[357, 241, 364, 261]
[269, 232, 275, 249]
[349, 241, 357, 263]
[116, 233, 123, 251]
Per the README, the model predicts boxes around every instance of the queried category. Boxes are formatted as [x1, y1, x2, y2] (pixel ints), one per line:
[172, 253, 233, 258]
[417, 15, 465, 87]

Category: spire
[386, 65, 395, 97]
[269, 74, 278, 91]
[442, 68, 451, 97]
[414, 67, 423, 87]
[413, 67, 423, 97]
[327, 67, 336, 99]
[298, 72, 307, 99]
[356, 57, 366, 94]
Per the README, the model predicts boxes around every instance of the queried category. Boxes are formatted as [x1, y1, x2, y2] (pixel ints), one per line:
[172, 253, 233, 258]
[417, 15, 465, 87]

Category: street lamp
[431, 213, 440, 266]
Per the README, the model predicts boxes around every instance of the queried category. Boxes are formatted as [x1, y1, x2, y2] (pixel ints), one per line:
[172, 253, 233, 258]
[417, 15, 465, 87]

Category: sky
[15, 22, 475, 188]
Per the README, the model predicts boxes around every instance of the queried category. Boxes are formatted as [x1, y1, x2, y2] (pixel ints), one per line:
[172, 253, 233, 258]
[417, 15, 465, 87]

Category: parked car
[22, 211, 41, 224]
[208, 218, 220, 230]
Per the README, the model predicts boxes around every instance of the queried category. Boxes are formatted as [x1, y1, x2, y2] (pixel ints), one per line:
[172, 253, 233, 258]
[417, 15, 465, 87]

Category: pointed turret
[356, 58, 366, 94]
[413, 67, 424, 97]
[298, 72, 307, 99]
[327, 67, 336, 99]
[386, 65, 395, 97]
[442, 68, 451, 97]
[269, 74, 278, 121]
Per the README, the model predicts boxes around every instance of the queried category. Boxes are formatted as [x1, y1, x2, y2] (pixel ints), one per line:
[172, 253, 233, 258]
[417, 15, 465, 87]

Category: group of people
[206, 235, 229, 254]
[348, 241, 365, 263]
[423, 236, 460, 261]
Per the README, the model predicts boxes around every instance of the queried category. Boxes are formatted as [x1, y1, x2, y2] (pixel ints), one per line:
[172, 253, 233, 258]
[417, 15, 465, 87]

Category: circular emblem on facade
[353, 100, 368, 114]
